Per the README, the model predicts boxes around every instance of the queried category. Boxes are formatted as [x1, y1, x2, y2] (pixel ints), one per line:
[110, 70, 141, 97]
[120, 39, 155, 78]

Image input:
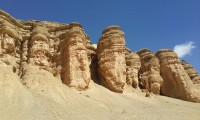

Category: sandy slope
[1, 76, 200, 120]
[0, 57, 200, 120]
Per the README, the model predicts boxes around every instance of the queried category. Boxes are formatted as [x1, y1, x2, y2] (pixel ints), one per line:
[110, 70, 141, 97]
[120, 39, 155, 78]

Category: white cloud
[174, 41, 196, 58]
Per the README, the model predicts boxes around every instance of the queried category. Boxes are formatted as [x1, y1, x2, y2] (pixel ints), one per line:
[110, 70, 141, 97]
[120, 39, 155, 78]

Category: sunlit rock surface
[0, 9, 200, 105]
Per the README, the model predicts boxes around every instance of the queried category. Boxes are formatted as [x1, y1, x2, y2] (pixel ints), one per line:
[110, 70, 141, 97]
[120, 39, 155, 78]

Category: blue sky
[0, 0, 200, 72]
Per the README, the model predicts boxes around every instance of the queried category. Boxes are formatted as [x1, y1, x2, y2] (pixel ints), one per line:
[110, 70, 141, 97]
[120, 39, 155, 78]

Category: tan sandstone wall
[0, 9, 200, 103]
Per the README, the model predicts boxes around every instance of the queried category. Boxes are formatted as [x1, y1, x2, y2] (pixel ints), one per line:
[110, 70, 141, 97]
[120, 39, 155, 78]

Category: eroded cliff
[0, 10, 200, 103]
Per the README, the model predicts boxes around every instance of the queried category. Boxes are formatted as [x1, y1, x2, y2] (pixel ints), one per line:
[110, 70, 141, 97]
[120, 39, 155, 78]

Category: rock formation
[0, 27, 19, 55]
[182, 60, 200, 84]
[137, 49, 163, 94]
[97, 26, 126, 93]
[0, 10, 95, 91]
[0, 11, 21, 80]
[29, 26, 50, 68]
[0, 10, 200, 103]
[156, 49, 200, 102]
[61, 23, 91, 90]
[125, 51, 141, 88]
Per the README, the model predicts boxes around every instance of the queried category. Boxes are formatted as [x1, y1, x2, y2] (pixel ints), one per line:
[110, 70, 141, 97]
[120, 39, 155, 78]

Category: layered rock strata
[61, 23, 91, 90]
[182, 60, 200, 84]
[126, 52, 141, 88]
[0, 10, 95, 90]
[29, 26, 50, 69]
[156, 49, 200, 102]
[0, 11, 21, 80]
[137, 49, 163, 94]
[97, 26, 126, 93]
[1, 10, 200, 103]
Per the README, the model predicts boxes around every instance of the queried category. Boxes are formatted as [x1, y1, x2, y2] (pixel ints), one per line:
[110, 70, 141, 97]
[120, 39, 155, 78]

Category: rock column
[156, 49, 200, 102]
[137, 49, 163, 94]
[97, 26, 126, 93]
[181, 60, 200, 84]
[126, 52, 141, 88]
[29, 33, 49, 68]
[62, 23, 90, 90]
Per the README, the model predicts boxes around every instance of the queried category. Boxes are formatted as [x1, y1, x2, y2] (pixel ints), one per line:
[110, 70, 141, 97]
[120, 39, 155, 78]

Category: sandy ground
[1, 77, 200, 120]
[0, 57, 200, 120]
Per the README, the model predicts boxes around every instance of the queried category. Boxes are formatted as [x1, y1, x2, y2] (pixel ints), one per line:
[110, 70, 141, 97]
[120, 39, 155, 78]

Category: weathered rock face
[126, 52, 141, 88]
[1, 10, 200, 103]
[0, 12, 22, 81]
[29, 27, 50, 71]
[137, 49, 163, 94]
[156, 49, 200, 102]
[97, 26, 126, 93]
[61, 23, 91, 90]
[182, 60, 200, 84]
[0, 10, 95, 91]
[0, 30, 17, 55]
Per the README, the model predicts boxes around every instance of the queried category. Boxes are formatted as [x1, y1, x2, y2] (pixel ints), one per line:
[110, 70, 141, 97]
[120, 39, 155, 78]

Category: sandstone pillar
[62, 23, 90, 90]
[156, 49, 200, 102]
[137, 49, 163, 94]
[29, 33, 49, 69]
[97, 26, 126, 93]
[126, 52, 141, 88]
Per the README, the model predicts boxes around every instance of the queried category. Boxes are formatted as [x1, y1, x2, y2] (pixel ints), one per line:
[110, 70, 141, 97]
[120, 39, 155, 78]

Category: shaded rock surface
[137, 49, 163, 94]
[125, 51, 141, 88]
